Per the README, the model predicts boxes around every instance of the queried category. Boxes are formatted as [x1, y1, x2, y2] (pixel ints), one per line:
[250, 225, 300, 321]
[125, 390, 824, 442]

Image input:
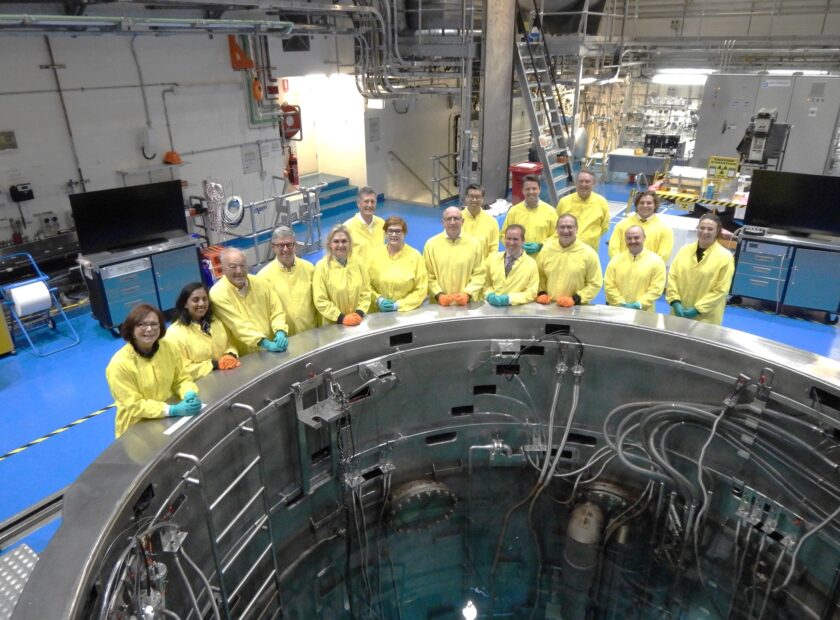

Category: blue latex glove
[671, 302, 685, 317]
[622, 301, 642, 310]
[274, 331, 288, 351]
[259, 338, 284, 352]
[184, 390, 199, 403]
[170, 398, 201, 417]
[377, 297, 396, 312]
[682, 307, 699, 319]
[486, 293, 499, 306]
[495, 294, 511, 306]
[523, 242, 542, 255]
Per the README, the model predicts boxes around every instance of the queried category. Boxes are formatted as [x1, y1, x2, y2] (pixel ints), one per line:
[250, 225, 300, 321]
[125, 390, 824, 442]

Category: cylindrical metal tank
[12, 307, 840, 619]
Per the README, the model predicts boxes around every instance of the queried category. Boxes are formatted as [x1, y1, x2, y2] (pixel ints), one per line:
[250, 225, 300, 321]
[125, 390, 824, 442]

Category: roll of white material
[10, 281, 52, 316]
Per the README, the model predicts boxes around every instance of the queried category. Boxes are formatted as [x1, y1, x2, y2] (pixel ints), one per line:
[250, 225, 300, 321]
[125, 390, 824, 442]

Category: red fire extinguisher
[285, 146, 299, 186]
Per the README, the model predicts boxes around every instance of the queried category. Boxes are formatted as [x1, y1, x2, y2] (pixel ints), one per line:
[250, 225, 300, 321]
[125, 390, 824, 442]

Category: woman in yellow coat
[165, 282, 240, 380]
[368, 216, 428, 313]
[608, 190, 674, 263]
[313, 225, 371, 326]
[666, 213, 735, 325]
[106, 304, 201, 437]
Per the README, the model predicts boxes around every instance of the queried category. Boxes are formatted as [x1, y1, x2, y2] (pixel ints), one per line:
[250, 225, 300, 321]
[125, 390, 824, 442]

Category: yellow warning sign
[706, 156, 740, 180]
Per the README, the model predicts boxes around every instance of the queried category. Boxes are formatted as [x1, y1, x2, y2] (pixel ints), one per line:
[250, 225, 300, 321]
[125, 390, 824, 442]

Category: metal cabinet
[785, 248, 840, 312]
[81, 238, 200, 330]
[733, 234, 840, 315]
[731, 240, 793, 302]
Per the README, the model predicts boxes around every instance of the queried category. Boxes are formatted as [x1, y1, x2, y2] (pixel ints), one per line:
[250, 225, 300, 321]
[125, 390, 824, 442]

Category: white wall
[0, 32, 347, 243]
[364, 94, 455, 203]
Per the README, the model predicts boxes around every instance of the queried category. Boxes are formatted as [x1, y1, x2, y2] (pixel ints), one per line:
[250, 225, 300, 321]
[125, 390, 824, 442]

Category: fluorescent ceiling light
[766, 69, 829, 76]
[652, 73, 709, 86]
[657, 68, 716, 75]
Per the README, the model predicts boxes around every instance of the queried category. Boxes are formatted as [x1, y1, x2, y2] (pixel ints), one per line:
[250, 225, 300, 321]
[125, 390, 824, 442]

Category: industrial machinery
[12, 307, 840, 619]
[736, 108, 790, 173]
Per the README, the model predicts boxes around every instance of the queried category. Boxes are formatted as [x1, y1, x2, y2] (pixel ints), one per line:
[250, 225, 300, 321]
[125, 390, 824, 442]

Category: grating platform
[0, 544, 38, 619]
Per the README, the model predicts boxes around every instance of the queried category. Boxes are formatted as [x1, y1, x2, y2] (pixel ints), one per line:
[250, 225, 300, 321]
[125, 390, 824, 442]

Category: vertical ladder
[175, 403, 284, 619]
[513, 8, 575, 204]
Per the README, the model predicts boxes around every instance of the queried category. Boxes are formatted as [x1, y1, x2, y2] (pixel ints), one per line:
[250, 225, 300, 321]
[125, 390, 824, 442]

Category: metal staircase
[513, 8, 575, 204]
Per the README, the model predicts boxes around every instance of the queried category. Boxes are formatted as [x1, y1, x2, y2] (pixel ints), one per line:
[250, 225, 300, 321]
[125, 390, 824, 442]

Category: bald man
[423, 206, 486, 306]
[604, 225, 666, 311]
[210, 248, 289, 355]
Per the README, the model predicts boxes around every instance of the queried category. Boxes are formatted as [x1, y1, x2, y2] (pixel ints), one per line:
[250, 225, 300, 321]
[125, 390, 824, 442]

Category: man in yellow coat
[344, 186, 385, 265]
[483, 224, 539, 306]
[461, 184, 500, 258]
[500, 175, 557, 255]
[257, 226, 318, 336]
[536, 214, 603, 306]
[556, 169, 610, 252]
[210, 248, 289, 355]
[604, 225, 666, 311]
[423, 206, 486, 306]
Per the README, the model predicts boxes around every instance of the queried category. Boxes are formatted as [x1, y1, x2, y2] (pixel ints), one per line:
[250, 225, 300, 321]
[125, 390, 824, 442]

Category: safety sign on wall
[706, 155, 740, 179]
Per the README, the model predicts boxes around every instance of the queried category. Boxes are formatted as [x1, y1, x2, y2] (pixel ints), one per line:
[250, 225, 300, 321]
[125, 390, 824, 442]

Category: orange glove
[556, 296, 575, 307]
[218, 354, 240, 370]
[451, 293, 470, 306]
[536, 294, 552, 305]
[342, 312, 363, 326]
[438, 294, 454, 306]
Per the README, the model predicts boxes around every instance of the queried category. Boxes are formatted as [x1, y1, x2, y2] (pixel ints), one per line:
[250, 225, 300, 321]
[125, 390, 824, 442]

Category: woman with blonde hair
[313, 225, 371, 326]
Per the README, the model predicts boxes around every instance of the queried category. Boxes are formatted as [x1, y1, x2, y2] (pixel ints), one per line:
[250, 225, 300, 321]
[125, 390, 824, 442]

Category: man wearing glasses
[423, 207, 486, 306]
[258, 226, 318, 335]
[210, 248, 289, 355]
[461, 184, 500, 259]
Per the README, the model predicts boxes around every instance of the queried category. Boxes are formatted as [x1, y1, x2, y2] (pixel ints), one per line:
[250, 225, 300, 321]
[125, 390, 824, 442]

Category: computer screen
[70, 181, 188, 255]
[745, 170, 840, 237]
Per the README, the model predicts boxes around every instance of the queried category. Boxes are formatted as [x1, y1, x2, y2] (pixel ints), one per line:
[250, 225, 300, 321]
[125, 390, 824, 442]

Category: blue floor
[0, 184, 837, 554]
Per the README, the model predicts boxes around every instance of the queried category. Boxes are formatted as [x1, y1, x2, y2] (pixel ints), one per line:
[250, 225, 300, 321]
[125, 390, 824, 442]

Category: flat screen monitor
[70, 181, 188, 255]
[745, 170, 840, 237]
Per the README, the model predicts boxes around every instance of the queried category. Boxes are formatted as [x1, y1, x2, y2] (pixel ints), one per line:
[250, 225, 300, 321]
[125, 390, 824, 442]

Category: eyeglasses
[466, 194, 483, 201]
[272, 242, 296, 249]
[386, 229, 404, 235]
[225, 264, 248, 271]
[137, 322, 160, 330]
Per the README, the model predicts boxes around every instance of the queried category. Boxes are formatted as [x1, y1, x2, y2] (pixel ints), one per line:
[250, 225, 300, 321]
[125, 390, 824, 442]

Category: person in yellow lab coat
[313, 225, 371, 326]
[368, 216, 428, 313]
[423, 206, 486, 306]
[165, 282, 240, 379]
[106, 304, 200, 437]
[604, 226, 666, 311]
[536, 214, 603, 306]
[608, 190, 674, 263]
[556, 169, 610, 252]
[666, 213, 735, 325]
[344, 186, 385, 266]
[484, 224, 539, 306]
[257, 226, 318, 335]
[461, 184, 500, 258]
[210, 248, 289, 355]
[500, 175, 557, 255]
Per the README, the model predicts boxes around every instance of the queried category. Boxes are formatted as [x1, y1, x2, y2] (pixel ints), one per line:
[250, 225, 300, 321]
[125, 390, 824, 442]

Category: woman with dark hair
[666, 213, 735, 325]
[166, 282, 240, 379]
[367, 216, 428, 313]
[106, 303, 201, 437]
[608, 190, 674, 263]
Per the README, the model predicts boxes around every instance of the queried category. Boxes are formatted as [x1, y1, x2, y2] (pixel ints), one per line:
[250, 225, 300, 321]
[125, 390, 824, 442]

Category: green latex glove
[259, 338, 284, 352]
[273, 331, 288, 351]
[170, 398, 201, 417]
[671, 302, 685, 317]
[682, 307, 699, 319]
[523, 242, 542, 255]
[622, 301, 642, 310]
